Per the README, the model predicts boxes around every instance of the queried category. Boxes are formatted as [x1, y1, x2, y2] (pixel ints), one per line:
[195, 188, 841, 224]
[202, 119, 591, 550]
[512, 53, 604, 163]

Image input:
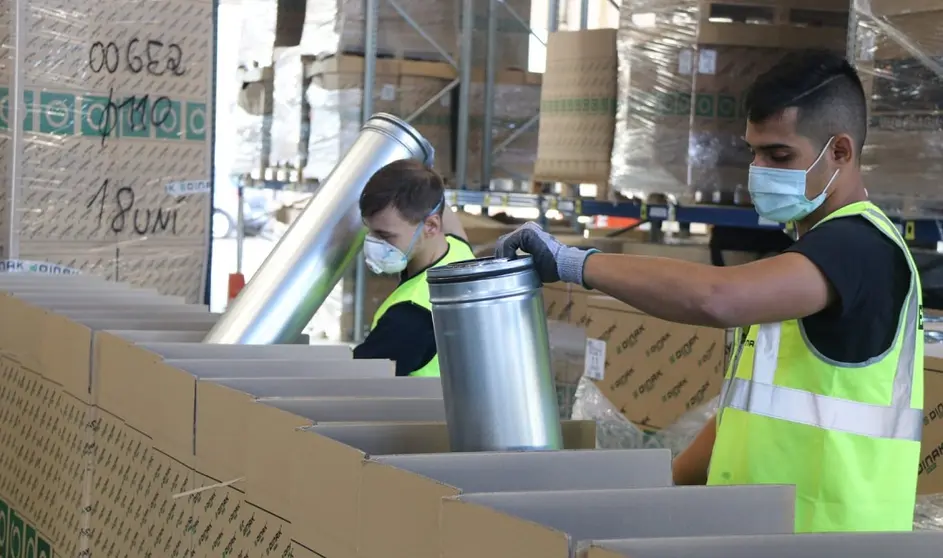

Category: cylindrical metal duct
[427, 256, 564, 452]
[204, 114, 434, 345]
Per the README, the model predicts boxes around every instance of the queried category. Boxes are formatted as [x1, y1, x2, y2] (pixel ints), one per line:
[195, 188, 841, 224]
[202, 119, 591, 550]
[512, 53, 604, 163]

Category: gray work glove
[494, 222, 598, 286]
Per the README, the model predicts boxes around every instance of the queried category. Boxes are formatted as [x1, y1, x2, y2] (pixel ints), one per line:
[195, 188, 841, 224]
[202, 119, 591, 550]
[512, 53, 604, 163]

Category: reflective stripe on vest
[371, 235, 476, 376]
[717, 203, 922, 439]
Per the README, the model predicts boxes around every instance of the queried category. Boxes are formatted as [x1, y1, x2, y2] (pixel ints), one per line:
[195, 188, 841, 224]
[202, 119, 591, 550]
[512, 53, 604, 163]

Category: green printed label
[717, 94, 737, 118]
[694, 93, 714, 117]
[38, 91, 75, 135]
[540, 97, 617, 115]
[0, 499, 52, 558]
[0, 88, 35, 131]
[185, 102, 207, 141]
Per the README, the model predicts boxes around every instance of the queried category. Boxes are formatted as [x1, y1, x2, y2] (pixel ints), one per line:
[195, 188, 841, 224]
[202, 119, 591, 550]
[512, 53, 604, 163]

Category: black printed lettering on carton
[668, 333, 699, 365]
[686, 381, 711, 410]
[645, 332, 671, 358]
[610, 367, 636, 392]
[633, 370, 664, 400]
[919, 441, 943, 477]
[615, 324, 646, 355]
[925, 401, 943, 427]
[661, 378, 688, 403]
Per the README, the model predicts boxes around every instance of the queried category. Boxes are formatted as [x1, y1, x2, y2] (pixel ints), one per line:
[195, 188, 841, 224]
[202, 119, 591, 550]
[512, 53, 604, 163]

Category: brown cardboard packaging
[920, 342, 943, 495]
[357, 449, 672, 558]
[584, 296, 726, 430]
[535, 29, 619, 186]
[439, 485, 795, 558]
[465, 69, 542, 184]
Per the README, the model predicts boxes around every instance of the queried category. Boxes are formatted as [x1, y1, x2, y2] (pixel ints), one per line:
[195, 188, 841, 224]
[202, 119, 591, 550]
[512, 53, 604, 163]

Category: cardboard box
[465, 70, 542, 184]
[535, 29, 619, 187]
[856, 5, 943, 212]
[287, 420, 596, 558]
[615, 0, 848, 203]
[439, 485, 796, 558]
[582, 532, 943, 558]
[357, 449, 672, 558]
[584, 296, 726, 430]
[920, 341, 943, 495]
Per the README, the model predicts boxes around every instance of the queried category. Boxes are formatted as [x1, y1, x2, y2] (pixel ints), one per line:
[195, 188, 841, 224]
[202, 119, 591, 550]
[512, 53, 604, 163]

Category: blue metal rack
[444, 189, 943, 245]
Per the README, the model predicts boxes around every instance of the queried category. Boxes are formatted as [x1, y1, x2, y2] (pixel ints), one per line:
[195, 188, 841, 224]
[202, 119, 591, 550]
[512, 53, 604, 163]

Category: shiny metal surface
[204, 114, 433, 344]
[428, 256, 564, 452]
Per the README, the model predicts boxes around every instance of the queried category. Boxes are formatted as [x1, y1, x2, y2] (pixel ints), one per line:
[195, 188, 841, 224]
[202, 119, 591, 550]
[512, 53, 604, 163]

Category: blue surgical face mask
[748, 138, 840, 223]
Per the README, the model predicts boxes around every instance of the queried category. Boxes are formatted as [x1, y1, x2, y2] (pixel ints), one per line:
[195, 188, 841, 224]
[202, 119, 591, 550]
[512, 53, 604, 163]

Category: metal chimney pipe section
[427, 256, 564, 452]
[204, 114, 434, 344]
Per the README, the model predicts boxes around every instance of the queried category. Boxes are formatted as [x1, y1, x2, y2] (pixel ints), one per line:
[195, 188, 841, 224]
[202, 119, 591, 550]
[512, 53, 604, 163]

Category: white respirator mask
[363, 199, 443, 275]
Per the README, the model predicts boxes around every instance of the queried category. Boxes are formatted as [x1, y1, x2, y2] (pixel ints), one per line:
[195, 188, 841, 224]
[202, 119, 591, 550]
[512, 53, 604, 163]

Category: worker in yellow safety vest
[352, 159, 475, 377]
[495, 51, 923, 532]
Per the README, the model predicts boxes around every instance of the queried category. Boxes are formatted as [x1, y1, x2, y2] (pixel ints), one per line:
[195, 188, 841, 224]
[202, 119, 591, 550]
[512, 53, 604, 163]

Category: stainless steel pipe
[427, 256, 564, 452]
[204, 114, 434, 344]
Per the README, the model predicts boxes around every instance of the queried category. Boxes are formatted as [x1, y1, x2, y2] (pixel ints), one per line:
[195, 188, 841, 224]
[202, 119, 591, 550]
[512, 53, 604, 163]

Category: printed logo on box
[186, 102, 206, 141]
[38, 91, 75, 136]
[0, 88, 35, 131]
[156, 100, 182, 140]
[165, 180, 210, 197]
[81, 95, 112, 137]
[0, 259, 80, 275]
[0, 499, 52, 558]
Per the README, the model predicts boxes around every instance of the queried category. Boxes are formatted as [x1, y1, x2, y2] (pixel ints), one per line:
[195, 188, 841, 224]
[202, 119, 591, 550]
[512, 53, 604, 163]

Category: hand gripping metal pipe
[203, 114, 434, 344]
[427, 256, 564, 452]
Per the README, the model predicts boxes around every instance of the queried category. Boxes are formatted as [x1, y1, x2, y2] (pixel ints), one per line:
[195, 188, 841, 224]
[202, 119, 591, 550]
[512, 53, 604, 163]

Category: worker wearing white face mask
[495, 52, 922, 533]
[353, 159, 474, 377]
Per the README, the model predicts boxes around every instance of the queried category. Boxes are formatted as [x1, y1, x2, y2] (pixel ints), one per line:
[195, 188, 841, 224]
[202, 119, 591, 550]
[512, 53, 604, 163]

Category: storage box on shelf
[855, 1, 943, 216]
[297, 0, 531, 70]
[534, 29, 619, 199]
[611, 0, 848, 206]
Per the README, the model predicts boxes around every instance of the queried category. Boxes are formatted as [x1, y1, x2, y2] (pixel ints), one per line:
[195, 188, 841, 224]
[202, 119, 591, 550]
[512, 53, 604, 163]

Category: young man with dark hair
[352, 159, 475, 377]
[495, 51, 923, 532]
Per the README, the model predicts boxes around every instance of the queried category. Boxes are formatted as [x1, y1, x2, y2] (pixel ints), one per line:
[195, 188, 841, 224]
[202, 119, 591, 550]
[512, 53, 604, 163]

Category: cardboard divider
[439, 486, 796, 558]
[106, 330, 209, 343]
[138, 342, 352, 360]
[357, 449, 672, 558]
[583, 532, 943, 558]
[260, 396, 447, 422]
[211, 377, 442, 398]
[174, 358, 393, 378]
[288, 420, 598, 558]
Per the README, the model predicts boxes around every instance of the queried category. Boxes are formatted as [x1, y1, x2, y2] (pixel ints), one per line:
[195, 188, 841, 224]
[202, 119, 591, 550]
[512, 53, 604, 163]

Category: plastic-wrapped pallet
[0, 0, 213, 302]
[269, 47, 308, 169]
[298, 0, 530, 70]
[853, 1, 943, 217]
[610, 0, 847, 204]
[302, 56, 454, 181]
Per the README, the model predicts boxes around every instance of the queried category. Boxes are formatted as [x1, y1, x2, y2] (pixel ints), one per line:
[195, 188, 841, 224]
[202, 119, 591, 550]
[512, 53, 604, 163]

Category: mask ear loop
[402, 198, 445, 260]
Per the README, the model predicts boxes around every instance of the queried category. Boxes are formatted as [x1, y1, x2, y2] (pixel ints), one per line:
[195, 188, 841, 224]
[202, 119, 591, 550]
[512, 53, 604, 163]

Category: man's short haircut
[744, 51, 868, 156]
[359, 159, 445, 223]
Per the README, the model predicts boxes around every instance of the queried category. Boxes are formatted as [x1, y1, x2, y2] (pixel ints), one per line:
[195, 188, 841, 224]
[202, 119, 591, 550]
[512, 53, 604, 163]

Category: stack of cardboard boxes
[610, 0, 848, 205]
[0, 274, 939, 558]
[855, 1, 943, 215]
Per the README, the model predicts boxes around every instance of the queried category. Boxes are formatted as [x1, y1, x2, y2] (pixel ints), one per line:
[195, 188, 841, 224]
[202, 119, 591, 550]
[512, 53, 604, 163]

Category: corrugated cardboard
[584, 296, 726, 430]
[356, 449, 672, 558]
[535, 29, 618, 186]
[288, 421, 597, 558]
[582, 532, 943, 558]
[920, 342, 943, 495]
[439, 485, 796, 558]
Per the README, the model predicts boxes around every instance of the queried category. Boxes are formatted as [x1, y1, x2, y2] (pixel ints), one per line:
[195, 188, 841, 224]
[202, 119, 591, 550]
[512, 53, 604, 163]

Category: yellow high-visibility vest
[371, 235, 475, 377]
[707, 201, 924, 533]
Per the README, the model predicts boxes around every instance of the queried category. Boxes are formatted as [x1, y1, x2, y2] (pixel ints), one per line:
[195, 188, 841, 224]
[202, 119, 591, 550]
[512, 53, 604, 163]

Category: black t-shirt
[785, 215, 911, 363]
[352, 235, 472, 376]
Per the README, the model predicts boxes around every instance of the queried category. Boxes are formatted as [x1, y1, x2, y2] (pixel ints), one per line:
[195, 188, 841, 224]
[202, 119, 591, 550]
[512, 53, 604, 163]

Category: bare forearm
[672, 417, 716, 485]
[582, 253, 724, 326]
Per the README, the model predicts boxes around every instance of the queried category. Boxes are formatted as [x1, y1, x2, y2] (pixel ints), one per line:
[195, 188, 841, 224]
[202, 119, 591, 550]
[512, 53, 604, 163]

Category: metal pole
[455, 0, 474, 189]
[580, 0, 589, 28]
[236, 183, 245, 273]
[548, 0, 560, 33]
[481, 0, 497, 190]
[353, 0, 379, 344]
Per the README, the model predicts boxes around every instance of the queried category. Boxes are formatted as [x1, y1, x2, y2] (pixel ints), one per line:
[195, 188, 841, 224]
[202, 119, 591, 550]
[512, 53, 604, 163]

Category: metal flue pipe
[204, 114, 434, 344]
